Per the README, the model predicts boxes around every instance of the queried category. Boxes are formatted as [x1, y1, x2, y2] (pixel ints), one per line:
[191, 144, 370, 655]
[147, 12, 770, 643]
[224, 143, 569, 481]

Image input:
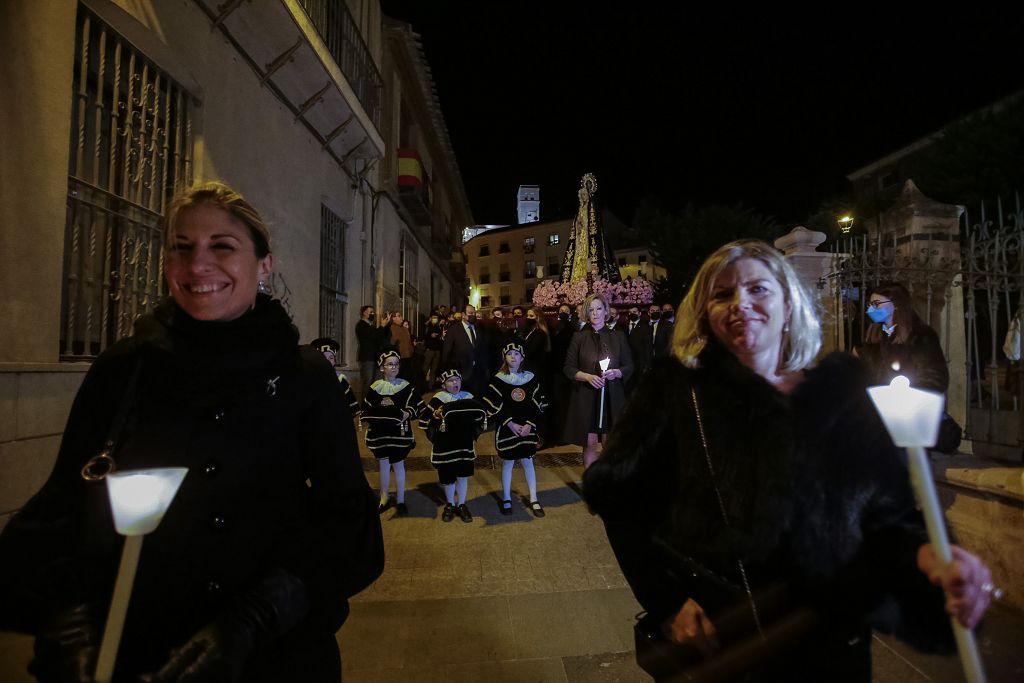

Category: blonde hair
[164, 181, 271, 257]
[673, 239, 821, 371]
[582, 293, 612, 327]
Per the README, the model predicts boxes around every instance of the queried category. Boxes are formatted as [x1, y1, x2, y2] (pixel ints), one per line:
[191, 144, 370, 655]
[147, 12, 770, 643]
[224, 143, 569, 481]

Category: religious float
[531, 173, 654, 308]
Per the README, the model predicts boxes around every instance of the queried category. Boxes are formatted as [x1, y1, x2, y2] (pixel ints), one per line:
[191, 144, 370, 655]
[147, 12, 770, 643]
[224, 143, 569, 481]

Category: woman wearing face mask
[563, 294, 634, 468]
[521, 307, 551, 376]
[855, 282, 959, 452]
[0, 182, 384, 682]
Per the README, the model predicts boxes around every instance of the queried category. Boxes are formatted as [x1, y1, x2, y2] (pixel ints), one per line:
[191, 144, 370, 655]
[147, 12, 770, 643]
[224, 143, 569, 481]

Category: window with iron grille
[399, 231, 419, 318]
[523, 236, 535, 253]
[478, 265, 490, 285]
[500, 287, 511, 306]
[319, 204, 347, 356]
[526, 287, 534, 302]
[524, 260, 536, 279]
[62, 5, 194, 359]
[548, 233, 560, 246]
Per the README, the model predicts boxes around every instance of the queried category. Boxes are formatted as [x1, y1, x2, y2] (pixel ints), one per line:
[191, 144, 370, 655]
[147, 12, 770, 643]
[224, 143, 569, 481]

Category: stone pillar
[775, 227, 846, 356]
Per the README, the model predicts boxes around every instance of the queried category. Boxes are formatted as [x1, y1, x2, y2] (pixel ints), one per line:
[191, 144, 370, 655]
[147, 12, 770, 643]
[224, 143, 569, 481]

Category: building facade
[0, 0, 470, 526]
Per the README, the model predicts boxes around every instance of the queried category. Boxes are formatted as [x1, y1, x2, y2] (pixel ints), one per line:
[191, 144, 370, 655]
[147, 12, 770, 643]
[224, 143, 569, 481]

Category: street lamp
[837, 215, 855, 234]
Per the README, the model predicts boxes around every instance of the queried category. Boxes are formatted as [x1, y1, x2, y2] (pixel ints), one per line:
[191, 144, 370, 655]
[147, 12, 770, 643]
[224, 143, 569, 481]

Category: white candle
[867, 378, 986, 683]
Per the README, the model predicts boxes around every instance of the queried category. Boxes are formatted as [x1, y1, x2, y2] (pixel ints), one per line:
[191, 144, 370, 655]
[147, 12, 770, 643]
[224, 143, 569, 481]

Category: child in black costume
[485, 342, 548, 517]
[419, 369, 486, 522]
[311, 337, 358, 416]
[360, 350, 423, 514]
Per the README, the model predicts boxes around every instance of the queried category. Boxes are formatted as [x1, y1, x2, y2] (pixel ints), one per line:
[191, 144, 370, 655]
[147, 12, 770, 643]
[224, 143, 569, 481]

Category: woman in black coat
[563, 293, 634, 468]
[583, 240, 993, 681]
[0, 182, 384, 683]
[856, 282, 959, 452]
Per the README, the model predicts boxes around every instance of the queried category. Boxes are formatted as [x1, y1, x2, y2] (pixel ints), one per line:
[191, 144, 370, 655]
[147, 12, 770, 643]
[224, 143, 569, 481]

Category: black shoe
[500, 499, 513, 516]
[457, 504, 473, 523]
[394, 502, 409, 516]
[378, 498, 392, 515]
[441, 504, 455, 522]
[529, 500, 545, 518]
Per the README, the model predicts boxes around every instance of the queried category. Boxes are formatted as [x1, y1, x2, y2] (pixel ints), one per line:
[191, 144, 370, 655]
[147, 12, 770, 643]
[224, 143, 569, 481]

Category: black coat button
[212, 515, 227, 531]
[206, 580, 221, 594]
[213, 409, 225, 421]
[203, 460, 221, 477]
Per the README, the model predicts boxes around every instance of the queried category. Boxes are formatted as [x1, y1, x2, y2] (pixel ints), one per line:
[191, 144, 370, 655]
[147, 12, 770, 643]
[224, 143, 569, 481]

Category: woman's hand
[917, 544, 994, 629]
[601, 368, 622, 380]
[662, 598, 719, 656]
[585, 373, 605, 389]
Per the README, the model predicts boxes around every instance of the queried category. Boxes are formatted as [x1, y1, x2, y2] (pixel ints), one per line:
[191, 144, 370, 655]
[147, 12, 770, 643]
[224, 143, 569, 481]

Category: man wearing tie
[649, 303, 674, 360]
[625, 306, 652, 395]
[441, 304, 489, 396]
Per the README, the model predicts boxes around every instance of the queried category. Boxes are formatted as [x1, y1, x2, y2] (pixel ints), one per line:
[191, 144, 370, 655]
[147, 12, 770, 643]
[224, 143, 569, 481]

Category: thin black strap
[690, 385, 765, 640]
[80, 357, 143, 481]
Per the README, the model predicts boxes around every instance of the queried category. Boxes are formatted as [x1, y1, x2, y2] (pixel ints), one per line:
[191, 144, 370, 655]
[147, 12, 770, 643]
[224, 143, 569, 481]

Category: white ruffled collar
[496, 370, 534, 386]
[371, 378, 409, 395]
[434, 390, 473, 403]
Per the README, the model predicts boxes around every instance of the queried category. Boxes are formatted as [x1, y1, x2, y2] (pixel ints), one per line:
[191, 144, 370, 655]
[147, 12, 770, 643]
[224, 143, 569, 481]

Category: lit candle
[597, 357, 612, 429]
[867, 377, 986, 683]
[94, 468, 188, 683]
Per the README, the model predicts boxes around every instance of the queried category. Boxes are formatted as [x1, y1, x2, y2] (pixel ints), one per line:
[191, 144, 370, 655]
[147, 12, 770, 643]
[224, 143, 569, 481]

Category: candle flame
[890, 374, 911, 390]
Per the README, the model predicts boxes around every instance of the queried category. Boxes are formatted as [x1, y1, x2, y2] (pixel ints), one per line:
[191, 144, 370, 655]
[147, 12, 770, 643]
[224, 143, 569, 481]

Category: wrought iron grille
[319, 204, 347, 355]
[297, 0, 383, 131]
[62, 5, 193, 359]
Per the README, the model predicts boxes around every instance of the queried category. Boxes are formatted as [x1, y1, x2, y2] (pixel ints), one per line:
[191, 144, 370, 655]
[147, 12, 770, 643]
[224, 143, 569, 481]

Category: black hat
[502, 341, 525, 357]
[439, 368, 462, 383]
[311, 337, 340, 354]
[378, 350, 400, 366]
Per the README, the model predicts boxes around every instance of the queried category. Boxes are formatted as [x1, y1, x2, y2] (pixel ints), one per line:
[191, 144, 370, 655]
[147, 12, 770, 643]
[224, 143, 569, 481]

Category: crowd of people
[0, 179, 998, 682]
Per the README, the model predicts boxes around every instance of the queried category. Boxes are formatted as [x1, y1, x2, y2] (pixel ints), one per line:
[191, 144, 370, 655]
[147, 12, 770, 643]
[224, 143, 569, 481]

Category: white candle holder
[597, 357, 611, 429]
[868, 376, 986, 683]
[94, 467, 188, 683]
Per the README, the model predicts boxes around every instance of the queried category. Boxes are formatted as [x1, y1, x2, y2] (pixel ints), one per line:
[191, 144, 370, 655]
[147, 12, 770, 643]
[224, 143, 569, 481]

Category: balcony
[397, 148, 432, 225]
[192, 0, 384, 165]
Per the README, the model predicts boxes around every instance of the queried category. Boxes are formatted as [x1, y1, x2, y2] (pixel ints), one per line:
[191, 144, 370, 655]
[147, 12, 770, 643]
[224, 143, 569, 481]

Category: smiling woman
[164, 184, 274, 322]
[583, 240, 994, 681]
[0, 181, 384, 682]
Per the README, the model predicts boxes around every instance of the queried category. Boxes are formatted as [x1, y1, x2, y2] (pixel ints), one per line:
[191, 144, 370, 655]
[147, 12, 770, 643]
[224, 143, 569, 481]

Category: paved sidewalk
[2, 431, 1022, 681]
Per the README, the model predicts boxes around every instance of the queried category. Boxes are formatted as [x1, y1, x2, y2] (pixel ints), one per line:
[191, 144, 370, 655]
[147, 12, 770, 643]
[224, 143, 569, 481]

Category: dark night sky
[381, 2, 1024, 227]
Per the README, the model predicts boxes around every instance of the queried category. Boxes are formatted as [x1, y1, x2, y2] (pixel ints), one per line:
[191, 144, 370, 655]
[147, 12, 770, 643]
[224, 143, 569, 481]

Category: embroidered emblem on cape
[381, 397, 394, 407]
[511, 387, 526, 402]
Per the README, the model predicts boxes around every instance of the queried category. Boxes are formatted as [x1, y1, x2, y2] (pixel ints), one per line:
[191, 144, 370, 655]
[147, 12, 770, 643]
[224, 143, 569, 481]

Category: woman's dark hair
[865, 282, 920, 344]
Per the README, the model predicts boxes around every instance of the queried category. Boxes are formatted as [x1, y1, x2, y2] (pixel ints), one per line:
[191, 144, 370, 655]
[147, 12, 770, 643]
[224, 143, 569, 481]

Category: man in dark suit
[624, 306, 652, 394]
[355, 305, 381, 399]
[441, 304, 490, 396]
[649, 303, 674, 360]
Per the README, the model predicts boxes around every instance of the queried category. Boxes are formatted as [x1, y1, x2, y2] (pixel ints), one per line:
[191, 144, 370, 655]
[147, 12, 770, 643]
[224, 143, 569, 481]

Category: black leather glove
[28, 603, 100, 683]
[141, 569, 309, 683]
